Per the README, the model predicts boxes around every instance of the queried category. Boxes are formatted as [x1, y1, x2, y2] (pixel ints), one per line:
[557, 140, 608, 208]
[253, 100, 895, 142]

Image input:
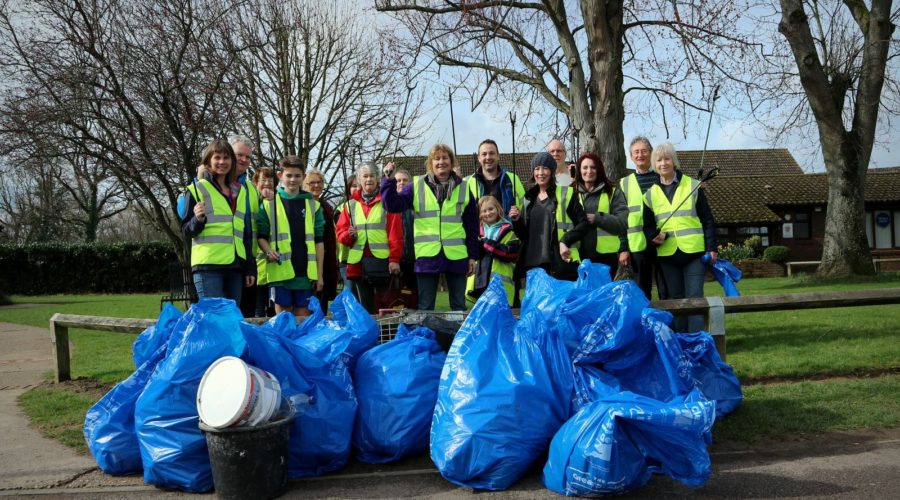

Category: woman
[574, 152, 629, 281]
[179, 139, 255, 302]
[336, 162, 403, 313]
[643, 142, 718, 332]
[512, 151, 588, 282]
[381, 144, 479, 311]
[304, 169, 338, 313]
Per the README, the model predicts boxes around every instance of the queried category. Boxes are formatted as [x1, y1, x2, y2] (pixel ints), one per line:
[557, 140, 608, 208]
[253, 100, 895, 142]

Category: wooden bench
[50, 288, 900, 382]
[786, 258, 900, 277]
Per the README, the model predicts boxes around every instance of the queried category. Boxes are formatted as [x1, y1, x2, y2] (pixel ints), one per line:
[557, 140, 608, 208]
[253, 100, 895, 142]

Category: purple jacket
[380, 174, 479, 275]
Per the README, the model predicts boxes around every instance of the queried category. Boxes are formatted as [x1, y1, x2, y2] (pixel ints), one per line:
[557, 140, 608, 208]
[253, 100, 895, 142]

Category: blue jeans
[193, 269, 243, 304]
[657, 251, 707, 332]
[417, 272, 467, 311]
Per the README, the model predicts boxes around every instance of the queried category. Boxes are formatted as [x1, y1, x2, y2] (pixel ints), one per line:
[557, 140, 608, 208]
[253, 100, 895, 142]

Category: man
[547, 138, 573, 186]
[618, 136, 661, 299]
[466, 139, 525, 220]
[230, 135, 262, 317]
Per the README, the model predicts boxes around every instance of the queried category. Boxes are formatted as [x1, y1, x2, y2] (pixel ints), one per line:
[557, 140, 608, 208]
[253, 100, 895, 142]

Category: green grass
[17, 386, 104, 450]
[1, 294, 163, 383]
[714, 375, 900, 441]
[3, 273, 900, 450]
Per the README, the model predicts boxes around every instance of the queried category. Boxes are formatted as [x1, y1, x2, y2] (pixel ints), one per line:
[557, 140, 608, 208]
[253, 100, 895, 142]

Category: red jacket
[336, 190, 403, 279]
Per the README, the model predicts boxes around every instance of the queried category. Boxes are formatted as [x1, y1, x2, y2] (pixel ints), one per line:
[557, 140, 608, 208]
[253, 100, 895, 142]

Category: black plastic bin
[200, 415, 293, 500]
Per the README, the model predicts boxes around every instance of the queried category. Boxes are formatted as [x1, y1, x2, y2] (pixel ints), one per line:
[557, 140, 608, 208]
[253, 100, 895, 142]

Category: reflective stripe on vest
[412, 176, 468, 260]
[265, 195, 318, 282]
[236, 179, 260, 255]
[556, 186, 580, 262]
[187, 179, 246, 266]
[582, 190, 619, 254]
[619, 174, 647, 252]
[347, 198, 389, 263]
[646, 177, 704, 257]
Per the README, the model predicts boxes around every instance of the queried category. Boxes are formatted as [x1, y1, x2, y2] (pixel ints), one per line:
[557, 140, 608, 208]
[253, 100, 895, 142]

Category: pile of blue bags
[83, 261, 742, 496]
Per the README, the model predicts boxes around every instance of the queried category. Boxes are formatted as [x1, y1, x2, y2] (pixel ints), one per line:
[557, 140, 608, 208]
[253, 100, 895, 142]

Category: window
[794, 212, 811, 239]
[717, 227, 730, 236]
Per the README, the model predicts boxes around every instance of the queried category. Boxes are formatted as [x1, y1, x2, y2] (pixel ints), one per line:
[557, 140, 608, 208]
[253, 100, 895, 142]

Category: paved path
[0, 322, 97, 491]
[1, 321, 898, 498]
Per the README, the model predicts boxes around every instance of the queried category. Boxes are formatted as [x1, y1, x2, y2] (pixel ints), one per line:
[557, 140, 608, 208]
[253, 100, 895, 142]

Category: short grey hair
[355, 161, 378, 179]
[651, 142, 681, 170]
[629, 136, 653, 152]
[228, 134, 255, 151]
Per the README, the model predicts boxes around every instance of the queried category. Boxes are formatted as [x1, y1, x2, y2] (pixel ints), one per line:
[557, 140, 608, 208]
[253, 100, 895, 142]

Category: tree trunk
[581, 0, 627, 180]
[818, 135, 874, 276]
[778, 0, 890, 278]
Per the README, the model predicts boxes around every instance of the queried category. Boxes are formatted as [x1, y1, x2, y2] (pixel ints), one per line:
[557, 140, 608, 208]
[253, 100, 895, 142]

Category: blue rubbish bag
[353, 324, 446, 463]
[573, 259, 612, 291]
[242, 318, 356, 477]
[84, 344, 166, 475]
[286, 311, 359, 477]
[677, 332, 743, 418]
[132, 304, 180, 367]
[431, 276, 575, 491]
[542, 389, 716, 497]
[134, 299, 246, 492]
[703, 254, 741, 297]
[84, 305, 181, 475]
[294, 293, 378, 367]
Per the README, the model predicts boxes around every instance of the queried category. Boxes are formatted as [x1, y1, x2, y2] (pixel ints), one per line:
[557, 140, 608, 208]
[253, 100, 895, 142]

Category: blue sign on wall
[875, 212, 891, 228]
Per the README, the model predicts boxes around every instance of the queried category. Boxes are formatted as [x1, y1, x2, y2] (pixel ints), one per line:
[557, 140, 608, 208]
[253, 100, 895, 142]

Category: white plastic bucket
[197, 356, 282, 429]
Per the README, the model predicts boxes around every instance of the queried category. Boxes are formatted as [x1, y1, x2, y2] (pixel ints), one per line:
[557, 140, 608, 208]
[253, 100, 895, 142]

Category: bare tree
[227, 0, 426, 192]
[752, 0, 898, 277]
[376, 0, 763, 179]
[0, 0, 240, 259]
[0, 156, 77, 243]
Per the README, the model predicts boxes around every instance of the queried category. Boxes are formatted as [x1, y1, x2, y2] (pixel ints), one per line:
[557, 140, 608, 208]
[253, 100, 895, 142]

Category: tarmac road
[2, 320, 899, 499]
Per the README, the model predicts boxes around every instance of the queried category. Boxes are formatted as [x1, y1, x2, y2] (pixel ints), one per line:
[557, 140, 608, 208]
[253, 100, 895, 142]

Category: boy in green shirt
[257, 156, 325, 320]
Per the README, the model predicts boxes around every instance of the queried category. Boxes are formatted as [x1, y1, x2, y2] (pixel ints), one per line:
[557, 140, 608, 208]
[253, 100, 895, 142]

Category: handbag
[374, 275, 418, 311]
[362, 256, 391, 285]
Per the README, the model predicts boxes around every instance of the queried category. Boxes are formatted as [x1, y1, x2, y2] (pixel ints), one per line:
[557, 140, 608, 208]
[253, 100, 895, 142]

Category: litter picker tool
[653, 85, 721, 237]
[510, 111, 517, 173]
[448, 86, 458, 154]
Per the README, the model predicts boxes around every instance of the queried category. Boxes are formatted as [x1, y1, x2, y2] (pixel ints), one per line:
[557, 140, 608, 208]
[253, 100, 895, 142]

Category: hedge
[0, 242, 179, 295]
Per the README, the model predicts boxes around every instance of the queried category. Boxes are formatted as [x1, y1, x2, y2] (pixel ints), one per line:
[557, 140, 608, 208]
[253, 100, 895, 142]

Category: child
[256, 156, 325, 321]
[466, 195, 520, 305]
[252, 167, 275, 317]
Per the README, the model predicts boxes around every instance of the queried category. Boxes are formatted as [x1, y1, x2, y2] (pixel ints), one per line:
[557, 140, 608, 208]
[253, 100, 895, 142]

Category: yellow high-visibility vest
[186, 179, 246, 266]
[556, 186, 581, 262]
[580, 190, 619, 254]
[264, 195, 319, 282]
[346, 199, 389, 264]
[412, 176, 468, 261]
[645, 177, 705, 257]
[619, 174, 647, 252]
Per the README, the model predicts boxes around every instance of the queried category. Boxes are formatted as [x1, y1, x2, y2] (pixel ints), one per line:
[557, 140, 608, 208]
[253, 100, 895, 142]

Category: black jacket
[513, 184, 589, 279]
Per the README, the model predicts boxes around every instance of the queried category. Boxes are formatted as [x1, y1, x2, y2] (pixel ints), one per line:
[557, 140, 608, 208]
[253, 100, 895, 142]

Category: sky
[417, 99, 900, 173]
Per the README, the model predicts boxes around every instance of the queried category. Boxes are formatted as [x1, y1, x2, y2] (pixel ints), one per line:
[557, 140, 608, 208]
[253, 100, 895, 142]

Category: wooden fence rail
[50, 288, 900, 382]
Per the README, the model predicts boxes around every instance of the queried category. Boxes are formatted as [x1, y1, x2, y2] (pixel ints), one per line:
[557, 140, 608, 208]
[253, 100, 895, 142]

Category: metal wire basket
[374, 309, 468, 344]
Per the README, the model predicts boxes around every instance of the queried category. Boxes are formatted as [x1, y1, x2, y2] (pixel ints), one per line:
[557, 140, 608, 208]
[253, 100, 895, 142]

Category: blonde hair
[425, 144, 459, 176]
[477, 195, 503, 220]
[304, 169, 325, 183]
[650, 142, 681, 170]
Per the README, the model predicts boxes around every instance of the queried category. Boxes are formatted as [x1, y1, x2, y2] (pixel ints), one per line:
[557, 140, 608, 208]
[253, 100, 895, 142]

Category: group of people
[179, 134, 718, 332]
